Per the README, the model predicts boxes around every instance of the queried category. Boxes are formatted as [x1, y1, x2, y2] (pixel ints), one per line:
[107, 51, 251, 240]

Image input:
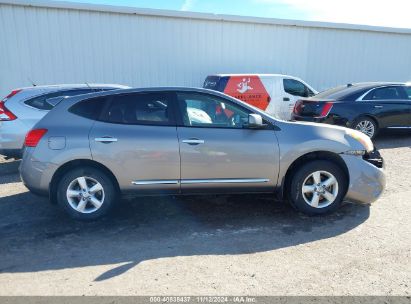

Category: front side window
[101, 93, 173, 125]
[25, 89, 94, 110]
[363, 86, 405, 100]
[177, 93, 250, 129]
[283, 79, 309, 97]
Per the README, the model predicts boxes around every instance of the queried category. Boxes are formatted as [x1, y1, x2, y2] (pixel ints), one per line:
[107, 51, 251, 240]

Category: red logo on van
[223, 76, 270, 110]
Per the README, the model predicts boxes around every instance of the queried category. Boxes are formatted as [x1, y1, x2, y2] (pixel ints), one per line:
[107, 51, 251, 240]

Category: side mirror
[247, 113, 264, 128]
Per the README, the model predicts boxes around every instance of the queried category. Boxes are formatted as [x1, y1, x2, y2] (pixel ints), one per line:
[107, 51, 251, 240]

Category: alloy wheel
[301, 170, 339, 208]
[66, 176, 105, 214]
[355, 120, 375, 138]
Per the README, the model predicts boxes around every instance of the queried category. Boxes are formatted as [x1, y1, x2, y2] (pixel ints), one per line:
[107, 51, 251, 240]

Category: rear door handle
[283, 97, 290, 101]
[182, 138, 205, 145]
[95, 137, 118, 143]
[374, 105, 383, 109]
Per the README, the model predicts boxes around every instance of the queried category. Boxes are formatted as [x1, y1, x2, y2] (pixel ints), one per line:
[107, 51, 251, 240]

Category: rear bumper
[341, 153, 385, 204]
[291, 114, 326, 123]
[0, 120, 28, 151]
[19, 148, 57, 197]
[291, 114, 349, 127]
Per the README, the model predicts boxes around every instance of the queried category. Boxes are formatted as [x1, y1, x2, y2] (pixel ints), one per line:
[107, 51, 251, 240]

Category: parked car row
[12, 85, 385, 220]
[2, 77, 409, 160]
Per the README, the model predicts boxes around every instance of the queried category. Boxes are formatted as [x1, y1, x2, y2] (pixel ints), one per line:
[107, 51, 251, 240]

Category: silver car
[0, 83, 129, 158]
[20, 87, 385, 220]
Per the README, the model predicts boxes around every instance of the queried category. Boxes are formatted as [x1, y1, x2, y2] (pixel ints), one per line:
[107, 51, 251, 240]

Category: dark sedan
[291, 82, 411, 139]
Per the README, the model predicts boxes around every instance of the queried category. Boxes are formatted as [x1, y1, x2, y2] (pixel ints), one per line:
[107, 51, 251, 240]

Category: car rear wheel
[352, 117, 378, 139]
[289, 160, 347, 215]
[57, 167, 117, 221]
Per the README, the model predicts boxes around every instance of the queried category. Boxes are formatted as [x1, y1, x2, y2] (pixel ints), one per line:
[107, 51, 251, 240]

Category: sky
[58, 0, 411, 29]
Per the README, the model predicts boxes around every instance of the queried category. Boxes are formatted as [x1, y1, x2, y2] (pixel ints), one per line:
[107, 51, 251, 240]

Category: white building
[1, 0, 411, 97]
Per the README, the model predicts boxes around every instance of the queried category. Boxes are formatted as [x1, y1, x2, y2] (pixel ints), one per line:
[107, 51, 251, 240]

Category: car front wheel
[57, 166, 117, 221]
[289, 160, 347, 215]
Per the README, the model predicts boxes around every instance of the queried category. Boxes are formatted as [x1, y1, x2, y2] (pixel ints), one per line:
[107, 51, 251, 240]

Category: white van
[203, 74, 318, 120]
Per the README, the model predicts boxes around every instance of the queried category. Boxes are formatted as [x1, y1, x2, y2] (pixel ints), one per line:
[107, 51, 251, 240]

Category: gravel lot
[0, 131, 410, 296]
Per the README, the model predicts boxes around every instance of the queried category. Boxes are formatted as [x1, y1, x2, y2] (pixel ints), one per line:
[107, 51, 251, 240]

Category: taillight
[0, 101, 17, 121]
[0, 89, 22, 121]
[319, 102, 333, 118]
[293, 100, 303, 115]
[4, 89, 22, 100]
[24, 129, 48, 147]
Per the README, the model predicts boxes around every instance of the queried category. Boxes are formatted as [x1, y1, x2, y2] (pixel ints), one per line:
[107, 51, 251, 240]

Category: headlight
[345, 129, 374, 152]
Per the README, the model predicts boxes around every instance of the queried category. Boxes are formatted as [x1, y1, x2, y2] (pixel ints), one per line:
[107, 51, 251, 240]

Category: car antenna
[85, 82, 96, 91]
[28, 77, 37, 86]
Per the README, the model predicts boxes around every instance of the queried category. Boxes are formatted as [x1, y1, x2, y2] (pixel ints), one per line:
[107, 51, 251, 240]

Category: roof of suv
[16, 83, 129, 92]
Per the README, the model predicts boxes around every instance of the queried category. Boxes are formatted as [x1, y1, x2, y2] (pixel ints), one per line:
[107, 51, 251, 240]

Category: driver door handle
[374, 105, 383, 108]
[182, 138, 205, 145]
[283, 97, 290, 101]
[95, 137, 118, 143]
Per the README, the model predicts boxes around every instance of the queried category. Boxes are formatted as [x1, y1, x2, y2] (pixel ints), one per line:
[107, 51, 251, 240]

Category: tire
[289, 160, 347, 215]
[352, 116, 378, 139]
[56, 166, 118, 221]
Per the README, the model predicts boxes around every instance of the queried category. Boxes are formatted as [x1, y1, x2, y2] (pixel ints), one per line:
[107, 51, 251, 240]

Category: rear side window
[283, 79, 310, 97]
[363, 86, 406, 100]
[69, 97, 107, 120]
[101, 93, 174, 125]
[25, 89, 94, 110]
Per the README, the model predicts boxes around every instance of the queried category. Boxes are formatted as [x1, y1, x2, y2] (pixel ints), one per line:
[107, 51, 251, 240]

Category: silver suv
[20, 88, 385, 220]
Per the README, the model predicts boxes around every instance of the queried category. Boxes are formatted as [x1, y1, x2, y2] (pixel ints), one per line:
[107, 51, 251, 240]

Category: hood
[277, 120, 374, 153]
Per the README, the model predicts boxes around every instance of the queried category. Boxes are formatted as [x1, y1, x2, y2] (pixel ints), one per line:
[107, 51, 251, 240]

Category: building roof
[2, 0, 411, 35]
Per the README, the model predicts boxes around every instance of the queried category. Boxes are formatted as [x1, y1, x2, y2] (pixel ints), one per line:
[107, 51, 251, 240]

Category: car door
[281, 78, 314, 121]
[360, 86, 411, 128]
[175, 91, 280, 193]
[89, 91, 181, 193]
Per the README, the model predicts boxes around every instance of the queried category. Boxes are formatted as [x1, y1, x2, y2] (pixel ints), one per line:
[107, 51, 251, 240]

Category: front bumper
[341, 151, 385, 204]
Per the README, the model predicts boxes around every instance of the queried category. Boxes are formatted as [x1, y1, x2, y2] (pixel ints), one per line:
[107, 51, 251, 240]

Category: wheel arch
[281, 151, 349, 200]
[351, 114, 380, 129]
[49, 159, 120, 204]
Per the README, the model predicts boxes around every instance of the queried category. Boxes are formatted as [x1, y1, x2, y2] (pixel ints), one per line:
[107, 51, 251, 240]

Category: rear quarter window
[25, 89, 94, 110]
[69, 97, 107, 120]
